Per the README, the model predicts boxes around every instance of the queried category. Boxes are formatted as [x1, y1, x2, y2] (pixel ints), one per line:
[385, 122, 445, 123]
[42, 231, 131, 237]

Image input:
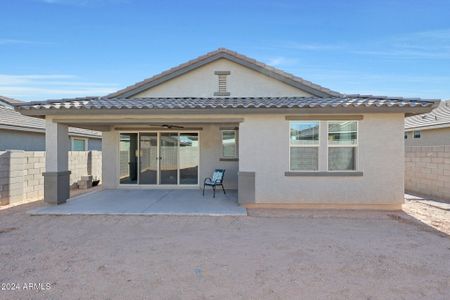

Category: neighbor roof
[14, 95, 439, 116]
[107, 48, 341, 98]
[0, 106, 101, 138]
[405, 100, 450, 131]
[0, 96, 23, 105]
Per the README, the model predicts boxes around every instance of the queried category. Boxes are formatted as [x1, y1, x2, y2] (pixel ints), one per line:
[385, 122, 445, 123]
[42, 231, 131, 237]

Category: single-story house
[0, 96, 102, 151]
[405, 100, 450, 146]
[15, 48, 439, 209]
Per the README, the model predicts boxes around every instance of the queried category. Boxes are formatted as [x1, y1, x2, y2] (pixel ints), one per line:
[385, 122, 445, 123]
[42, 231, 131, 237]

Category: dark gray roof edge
[405, 122, 450, 131]
[343, 94, 440, 104]
[106, 48, 341, 98]
[14, 94, 441, 109]
[0, 95, 24, 105]
[12, 96, 100, 107]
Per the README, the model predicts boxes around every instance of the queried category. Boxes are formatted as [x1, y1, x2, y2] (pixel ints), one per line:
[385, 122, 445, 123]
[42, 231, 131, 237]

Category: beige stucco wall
[133, 59, 312, 98]
[98, 112, 405, 205]
[101, 124, 239, 189]
[239, 113, 405, 204]
[405, 127, 450, 146]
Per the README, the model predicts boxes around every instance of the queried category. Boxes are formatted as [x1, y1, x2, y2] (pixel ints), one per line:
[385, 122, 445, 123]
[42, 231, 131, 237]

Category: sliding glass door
[119, 132, 199, 186]
[179, 133, 199, 184]
[119, 133, 138, 184]
[139, 133, 158, 184]
[160, 132, 179, 184]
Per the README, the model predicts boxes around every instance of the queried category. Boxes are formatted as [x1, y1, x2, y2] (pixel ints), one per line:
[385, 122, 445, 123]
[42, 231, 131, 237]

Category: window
[289, 121, 320, 170]
[413, 130, 421, 138]
[328, 121, 358, 171]
[222, 130, 237, 158]
[72, 138, 88, 151]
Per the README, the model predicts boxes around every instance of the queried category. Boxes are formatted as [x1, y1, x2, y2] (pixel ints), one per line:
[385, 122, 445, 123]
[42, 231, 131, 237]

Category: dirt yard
[0, 202, 449, 299]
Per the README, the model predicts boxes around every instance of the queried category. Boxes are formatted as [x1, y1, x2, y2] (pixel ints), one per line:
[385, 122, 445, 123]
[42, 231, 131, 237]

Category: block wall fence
[0, 150, 102, 206]
[405, 145, 450, 200]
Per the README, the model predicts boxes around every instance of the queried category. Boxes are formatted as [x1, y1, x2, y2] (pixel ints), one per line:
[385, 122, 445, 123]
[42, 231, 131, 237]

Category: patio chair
[203, 169, 226, 198]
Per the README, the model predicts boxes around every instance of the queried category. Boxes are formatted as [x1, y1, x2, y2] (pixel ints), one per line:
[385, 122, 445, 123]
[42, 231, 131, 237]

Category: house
[14, 48, 439, 209]
[0, 96, 102, 151]
[405, 100, 450, 146]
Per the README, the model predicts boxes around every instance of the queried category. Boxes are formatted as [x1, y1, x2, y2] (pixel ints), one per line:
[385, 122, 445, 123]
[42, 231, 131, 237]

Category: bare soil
[0, 201, 449, 299]
[403, 199, 450, 235]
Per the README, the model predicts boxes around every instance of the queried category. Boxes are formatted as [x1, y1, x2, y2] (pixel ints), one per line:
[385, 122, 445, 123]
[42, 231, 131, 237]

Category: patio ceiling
[50, 117, 243, 132]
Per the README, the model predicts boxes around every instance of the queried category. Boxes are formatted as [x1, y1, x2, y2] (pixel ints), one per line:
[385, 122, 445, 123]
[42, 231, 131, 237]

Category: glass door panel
[119, 133, 138, 184]
[139, 133, 158, 184]
[159, 132, 178, 184]
[179, 133, 199, 184]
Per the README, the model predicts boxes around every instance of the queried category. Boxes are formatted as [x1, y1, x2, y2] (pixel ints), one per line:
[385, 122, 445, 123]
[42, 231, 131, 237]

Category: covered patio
[31, 189, 247, 216]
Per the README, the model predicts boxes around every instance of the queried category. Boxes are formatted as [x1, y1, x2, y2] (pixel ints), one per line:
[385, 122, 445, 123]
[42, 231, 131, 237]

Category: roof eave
[15, 105, 436, 117]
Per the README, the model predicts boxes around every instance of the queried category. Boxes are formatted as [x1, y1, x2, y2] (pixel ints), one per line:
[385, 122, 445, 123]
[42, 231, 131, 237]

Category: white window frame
[117, 130, 200, 187]
[221, 130, 238, 158]
[289, 121, 320, 171]
[413, 130, 421, 139]
[327, 121, 358, 172]
[71, 137, 88, 151]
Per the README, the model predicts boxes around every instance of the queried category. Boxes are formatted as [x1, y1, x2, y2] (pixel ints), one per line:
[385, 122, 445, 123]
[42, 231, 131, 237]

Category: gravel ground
[403, 198, 450, 235]
[0, 201, 449, 299]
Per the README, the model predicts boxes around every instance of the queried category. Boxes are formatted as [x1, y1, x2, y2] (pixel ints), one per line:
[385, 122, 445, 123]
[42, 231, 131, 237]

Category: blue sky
[1, 0, 450, 101]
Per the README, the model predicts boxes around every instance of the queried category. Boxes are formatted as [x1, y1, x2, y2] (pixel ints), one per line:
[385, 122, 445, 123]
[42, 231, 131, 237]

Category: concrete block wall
[69, 151, 102, 187]
[23, 151, 46, 202]
[0, 150, 102, 206]
[405, 145, 450, 200]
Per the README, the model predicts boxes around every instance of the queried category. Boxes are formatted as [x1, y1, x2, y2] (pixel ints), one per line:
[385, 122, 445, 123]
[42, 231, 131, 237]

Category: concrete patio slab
[30, 189, 247, 216]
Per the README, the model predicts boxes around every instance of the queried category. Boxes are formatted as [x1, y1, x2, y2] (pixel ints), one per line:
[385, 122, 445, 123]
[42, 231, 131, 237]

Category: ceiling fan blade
[161, 124, 185, 129]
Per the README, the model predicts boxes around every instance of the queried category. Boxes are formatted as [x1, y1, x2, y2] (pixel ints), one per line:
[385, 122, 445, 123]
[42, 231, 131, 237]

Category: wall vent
[214, 71, 230, 96]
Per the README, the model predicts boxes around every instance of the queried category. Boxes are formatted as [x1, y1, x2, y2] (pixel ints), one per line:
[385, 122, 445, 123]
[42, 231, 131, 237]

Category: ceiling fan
[160, 124, 185, 129]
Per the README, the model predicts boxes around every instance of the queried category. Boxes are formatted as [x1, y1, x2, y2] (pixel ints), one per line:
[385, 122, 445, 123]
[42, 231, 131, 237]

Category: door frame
[117, 130, 200, 188]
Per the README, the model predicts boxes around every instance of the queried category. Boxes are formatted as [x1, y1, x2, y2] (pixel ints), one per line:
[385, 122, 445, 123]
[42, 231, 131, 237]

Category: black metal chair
[203, 169, 226, 198]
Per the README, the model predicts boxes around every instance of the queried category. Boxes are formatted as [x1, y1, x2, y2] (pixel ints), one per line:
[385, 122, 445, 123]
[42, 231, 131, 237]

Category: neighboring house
[405, 100, 450, 146]
[0, 96, 102, 151]
[0, 95, 23, 108]
[15, 48, 439, 208]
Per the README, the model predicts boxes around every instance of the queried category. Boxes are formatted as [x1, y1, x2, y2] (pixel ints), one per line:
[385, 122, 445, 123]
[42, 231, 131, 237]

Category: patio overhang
[14, 96, 440, 119]
[43, 117, 245, 132]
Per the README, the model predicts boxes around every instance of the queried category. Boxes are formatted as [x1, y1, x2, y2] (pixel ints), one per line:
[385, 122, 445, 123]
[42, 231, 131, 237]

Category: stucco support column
[43, 119, 70, 204]
[102, 131, 118, 189]
[237, 118, 256, 205]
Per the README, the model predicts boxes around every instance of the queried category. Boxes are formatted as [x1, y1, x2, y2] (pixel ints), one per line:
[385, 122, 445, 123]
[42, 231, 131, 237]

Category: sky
[1, 0, 450, 101]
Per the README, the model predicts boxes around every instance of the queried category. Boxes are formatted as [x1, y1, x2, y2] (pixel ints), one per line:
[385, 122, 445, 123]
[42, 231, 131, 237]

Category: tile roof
[0, 95, 24, 105]
[405, 100, 450, 130]
[0, 106, 102, 137]
[107, 48, 341, 98]
[14, 95, 438, 113]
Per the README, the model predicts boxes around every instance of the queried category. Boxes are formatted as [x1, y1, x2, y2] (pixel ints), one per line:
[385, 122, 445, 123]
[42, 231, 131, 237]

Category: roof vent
[214, 71, 230, 96]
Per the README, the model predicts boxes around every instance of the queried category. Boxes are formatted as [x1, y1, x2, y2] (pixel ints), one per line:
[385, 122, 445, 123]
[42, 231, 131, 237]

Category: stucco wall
[405, 145, 450, 200]
[405, 127, 450, 146]
[99, 113, 405, 205]
[101, 125, 239, 189]
[0, 129, 46, 151]
[133, 58, 312, 98]
[239, 113, 405, 205]
[0, 150, 102, 205]
[87, 138, 102, 151]
[0, 129, 102, 151]
[200, 125, 239, 189]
